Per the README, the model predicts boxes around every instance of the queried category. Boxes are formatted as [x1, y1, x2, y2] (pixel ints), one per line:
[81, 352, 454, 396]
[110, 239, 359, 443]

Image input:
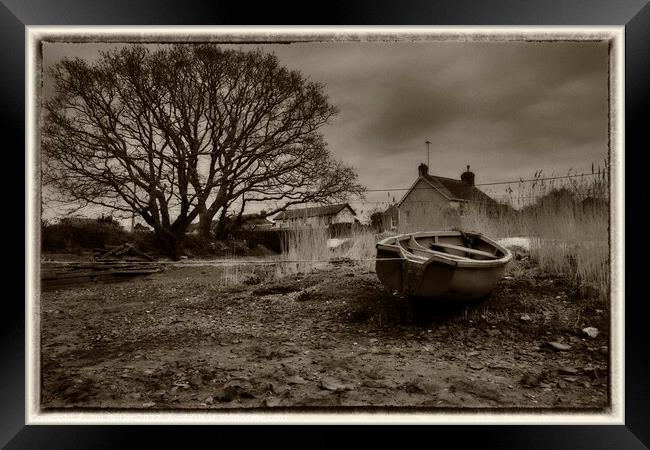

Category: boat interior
[393, 233, 506, 262]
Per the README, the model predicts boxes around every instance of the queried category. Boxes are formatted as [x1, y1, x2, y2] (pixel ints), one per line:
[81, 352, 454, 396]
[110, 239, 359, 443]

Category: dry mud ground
[40, 252, 609, 412]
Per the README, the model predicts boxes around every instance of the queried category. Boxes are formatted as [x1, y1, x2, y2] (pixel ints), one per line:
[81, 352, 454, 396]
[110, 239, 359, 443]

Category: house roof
[238, 213, 274, 225]
[274, 203, 356, 221]
[398, 174, 498, 206]
[186, 213, 272, 232]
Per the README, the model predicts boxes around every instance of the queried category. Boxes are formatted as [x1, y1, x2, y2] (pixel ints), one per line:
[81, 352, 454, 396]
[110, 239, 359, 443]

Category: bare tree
[43, 44, 365, 258]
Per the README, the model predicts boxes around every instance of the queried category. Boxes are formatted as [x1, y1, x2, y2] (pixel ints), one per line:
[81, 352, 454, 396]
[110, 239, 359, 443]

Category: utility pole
[425, 140, 431, 167]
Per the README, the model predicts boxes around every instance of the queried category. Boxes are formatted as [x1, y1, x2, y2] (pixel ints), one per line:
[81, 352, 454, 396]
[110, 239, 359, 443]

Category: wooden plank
[409, 247, 472, 261]
[41, 271, 99, 280]
[400, 240, 469, 262]
[430, 242, 497, 258]
[69, 261, 130, 267]
[127, 246, 156, 262]
[406, 237, 473, 261]
[112, 269, 162, 276]
[98, 244, 129, 258]
[42, 266, 161, 280]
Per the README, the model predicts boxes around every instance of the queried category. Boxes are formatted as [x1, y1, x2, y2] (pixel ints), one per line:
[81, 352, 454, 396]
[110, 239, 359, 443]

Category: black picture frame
[6, 0, 648, 447]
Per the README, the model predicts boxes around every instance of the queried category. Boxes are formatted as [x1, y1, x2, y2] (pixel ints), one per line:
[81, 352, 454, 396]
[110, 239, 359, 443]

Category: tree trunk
[198, 213, 213, 240]
[212, 205, 231, 240]
[156, 229, 184, 260]
[213, 219, 229, 240]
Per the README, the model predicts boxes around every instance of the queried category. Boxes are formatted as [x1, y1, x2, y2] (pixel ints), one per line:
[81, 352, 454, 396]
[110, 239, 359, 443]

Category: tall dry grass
[276, 225, 330, 277]
[504, 168, 609, 300]
[399, 167, 610, 300]
[210, 225, 381, 286]
[522, 197, 609, 301]
[275, 225, 380, 276]
[219, 263, 244, 288]
[343, 228, 378, 272]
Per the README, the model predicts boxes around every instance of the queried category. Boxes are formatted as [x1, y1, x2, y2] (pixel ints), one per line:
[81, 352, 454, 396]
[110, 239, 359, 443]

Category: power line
[364, 172, 603, 192]
[350, 193, 609, 204]
[476, 173, 603, 187]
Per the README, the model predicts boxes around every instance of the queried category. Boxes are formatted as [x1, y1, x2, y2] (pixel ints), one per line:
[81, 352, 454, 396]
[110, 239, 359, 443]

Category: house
[397, 164, 498, 232]
[371, 203, 399, 232]
[273, 203, 357, 228]
[133, 223, 152, 233]
[186, 211, 274, 234]
[236, 212, 274, 230]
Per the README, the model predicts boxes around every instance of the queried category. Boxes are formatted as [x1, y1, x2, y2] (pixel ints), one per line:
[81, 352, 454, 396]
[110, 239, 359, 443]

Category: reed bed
[276, 225, 330, 277]
[275, 225, 380, 277]
[506, 169, 609, 301]
[343, 228, 378, 272]
[398, 168, 610, 300]
[218, 168, 610, 299]
[208, 225, 381, 286]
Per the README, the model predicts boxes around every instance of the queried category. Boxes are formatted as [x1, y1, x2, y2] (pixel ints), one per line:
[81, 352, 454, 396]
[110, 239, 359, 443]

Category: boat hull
[376, 231, 511, 302]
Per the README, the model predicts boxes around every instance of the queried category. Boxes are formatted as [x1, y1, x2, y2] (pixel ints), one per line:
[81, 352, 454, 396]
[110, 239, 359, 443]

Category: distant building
[237, 212, 274, 230]
[397, 164, 498, 232]
[371, 204, 399, 232]
[273, 203, 356, 228]
[186, 211, 274, 234]
[133, 223, 152, 233]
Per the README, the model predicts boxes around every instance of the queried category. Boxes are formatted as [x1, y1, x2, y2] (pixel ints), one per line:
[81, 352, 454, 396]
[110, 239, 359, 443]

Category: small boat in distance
[376, 231, 512, 302]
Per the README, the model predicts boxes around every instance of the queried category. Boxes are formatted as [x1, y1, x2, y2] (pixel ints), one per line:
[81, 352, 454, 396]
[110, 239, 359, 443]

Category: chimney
[418, 163, 429, 177]
[461, 165, 475, 186]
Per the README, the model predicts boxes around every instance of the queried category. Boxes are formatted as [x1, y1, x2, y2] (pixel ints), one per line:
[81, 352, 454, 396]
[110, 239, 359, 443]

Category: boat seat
[429, 242, 498, 259]
[405, 240, 473, 261]
[411, 247, 471, 261]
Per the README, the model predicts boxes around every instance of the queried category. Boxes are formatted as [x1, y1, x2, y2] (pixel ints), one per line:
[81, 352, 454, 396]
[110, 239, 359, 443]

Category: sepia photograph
[26, 27, 624, 424]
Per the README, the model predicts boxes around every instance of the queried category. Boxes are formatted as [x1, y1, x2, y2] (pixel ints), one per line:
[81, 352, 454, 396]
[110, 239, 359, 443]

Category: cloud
[43, 40, 609, 196]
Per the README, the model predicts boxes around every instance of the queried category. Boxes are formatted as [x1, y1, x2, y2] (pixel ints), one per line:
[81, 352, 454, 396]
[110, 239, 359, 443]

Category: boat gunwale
[376, 231, 512, 269]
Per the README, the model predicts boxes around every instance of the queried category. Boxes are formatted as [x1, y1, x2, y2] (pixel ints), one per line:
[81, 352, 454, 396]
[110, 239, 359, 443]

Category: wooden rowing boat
[375, 231, 512, 301]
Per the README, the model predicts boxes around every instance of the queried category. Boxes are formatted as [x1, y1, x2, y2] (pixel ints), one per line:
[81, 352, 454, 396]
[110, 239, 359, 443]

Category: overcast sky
[42, 40, 609, 219]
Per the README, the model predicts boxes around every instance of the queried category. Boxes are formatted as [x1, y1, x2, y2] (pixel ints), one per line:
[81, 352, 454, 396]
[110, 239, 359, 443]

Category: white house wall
[331, 208, 356, 224]
[398, 179, 454, 233]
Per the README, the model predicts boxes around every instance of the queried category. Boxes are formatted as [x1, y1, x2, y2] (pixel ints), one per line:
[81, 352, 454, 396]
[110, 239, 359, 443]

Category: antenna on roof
[425, 140, 431, 167]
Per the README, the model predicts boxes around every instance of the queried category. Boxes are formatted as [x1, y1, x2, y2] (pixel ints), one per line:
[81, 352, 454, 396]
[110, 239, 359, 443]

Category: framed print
[5, 0, 648, 447]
